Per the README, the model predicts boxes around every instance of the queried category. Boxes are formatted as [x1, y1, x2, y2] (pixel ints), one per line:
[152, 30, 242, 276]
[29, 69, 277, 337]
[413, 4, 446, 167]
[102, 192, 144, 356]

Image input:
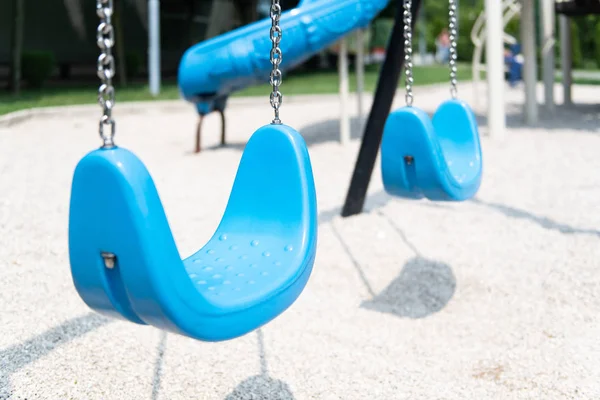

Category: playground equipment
[471, 0, 521, 99]
[555, 0, 600, 14]
[555, 0, 600, 108]
[68, 0, 317, 342]
[380, 0, 482, 201]
[341, 0, 486, 216]
[468, 0, 600, 128]
[178, 0, 390, 152]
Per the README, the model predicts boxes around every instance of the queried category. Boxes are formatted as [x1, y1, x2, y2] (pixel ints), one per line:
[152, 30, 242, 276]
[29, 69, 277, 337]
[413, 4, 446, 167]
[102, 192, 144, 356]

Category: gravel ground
[1, 83, 599, 399]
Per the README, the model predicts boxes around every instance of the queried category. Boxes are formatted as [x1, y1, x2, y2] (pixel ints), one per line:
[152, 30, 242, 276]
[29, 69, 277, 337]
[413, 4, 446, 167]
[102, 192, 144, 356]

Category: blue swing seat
[381, 99, 483, 201]
[68, 124, 317, 342]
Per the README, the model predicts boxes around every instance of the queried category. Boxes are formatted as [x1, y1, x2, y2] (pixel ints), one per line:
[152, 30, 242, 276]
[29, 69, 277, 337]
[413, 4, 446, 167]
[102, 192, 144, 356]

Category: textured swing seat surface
[381, 99, 483, 201]
[69, 124, 317, 342]
[183, 233, 304, 310]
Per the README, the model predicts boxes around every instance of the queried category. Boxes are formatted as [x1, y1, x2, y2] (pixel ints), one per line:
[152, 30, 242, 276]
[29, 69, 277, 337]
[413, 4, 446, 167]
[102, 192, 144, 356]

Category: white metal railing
[471, 0, 522, 98]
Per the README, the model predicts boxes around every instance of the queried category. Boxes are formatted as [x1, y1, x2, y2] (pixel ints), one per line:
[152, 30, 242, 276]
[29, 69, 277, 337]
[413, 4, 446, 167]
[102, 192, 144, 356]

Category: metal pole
[148, 0, 161, 96]
[339, 37, 351, 145]
[559, 15, 572, 106]
[356, 28, 366, 124]
[484, 0, 506, 139]
[456, 0, 459, 31]
[540, 0, 555, 111]
[521, 0, 538, 124]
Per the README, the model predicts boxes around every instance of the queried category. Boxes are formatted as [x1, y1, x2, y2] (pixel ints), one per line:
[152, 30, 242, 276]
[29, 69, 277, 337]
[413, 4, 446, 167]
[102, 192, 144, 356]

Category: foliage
[370, 18, 394, 49]
[571, 20, 584, 68]
[125, 52, 143, 79]
[596, 20, 600, 68]
[21, 51, 55, 89]
[574, 15, 600, 68]
[376, 0, 484, 61]
[374, 1, 600, 69]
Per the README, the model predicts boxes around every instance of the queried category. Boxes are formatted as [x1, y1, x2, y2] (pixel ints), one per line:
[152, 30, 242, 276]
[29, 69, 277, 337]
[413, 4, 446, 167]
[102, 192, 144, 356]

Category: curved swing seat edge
[381, 100, 483, 201]
[69, 124, 318, 341]
[432, 99, 483, 198]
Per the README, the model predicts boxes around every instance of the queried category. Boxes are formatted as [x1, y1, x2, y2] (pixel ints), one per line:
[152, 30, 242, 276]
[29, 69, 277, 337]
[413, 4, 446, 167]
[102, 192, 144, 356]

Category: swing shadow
[474, 102, 600, 133]
[472, 198, 600, 237]
[319, 188, 600, 239]
[193, 115, 366, 154]
[299, 116, 365, 146]
[0, 313, 111, 399]
[183, 114, 365, 157]
[318, 189, 452, 225]
[361, 256, 456, 318]
[330, 216, 456, 320]
[151, 332, 168, 400]
[183, 142, 248, 156]
[224, 330, 295, 400]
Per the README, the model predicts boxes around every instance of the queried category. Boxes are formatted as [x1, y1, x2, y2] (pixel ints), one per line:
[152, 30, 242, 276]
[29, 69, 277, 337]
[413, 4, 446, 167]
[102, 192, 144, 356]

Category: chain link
[269, 0, 283, 124]
[403, 0, 414, 107]
[449, 0, 458, 99]
[96, 0, 116, 147]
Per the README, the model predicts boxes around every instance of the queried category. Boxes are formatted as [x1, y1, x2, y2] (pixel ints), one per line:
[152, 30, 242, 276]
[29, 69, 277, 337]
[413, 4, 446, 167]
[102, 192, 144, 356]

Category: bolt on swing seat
[381, 99, 483, 201]
[69, 124, 318, 342]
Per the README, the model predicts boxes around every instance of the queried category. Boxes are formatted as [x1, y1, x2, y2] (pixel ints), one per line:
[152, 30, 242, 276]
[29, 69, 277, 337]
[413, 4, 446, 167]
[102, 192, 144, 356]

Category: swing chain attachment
[403, 0, 414, 107]
[96, 0, 116, 148]
[269, 0, 283, 124]
[449, 0, 459, 99]
[101, 252, 116, 269]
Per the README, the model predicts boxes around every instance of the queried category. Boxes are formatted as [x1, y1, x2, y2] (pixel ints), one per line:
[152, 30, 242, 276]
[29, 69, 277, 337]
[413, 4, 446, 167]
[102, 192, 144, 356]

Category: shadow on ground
[224, 375, 295, 400]
[319, 189, 452, 225]
[475, 102, 600, 133]
[191, 114, 364, 155]
[361, 257, 456, 319]
[299, 116, 364, 146]
[224, 330, 295, 400]
[331, 212, 456, 320]
[0, 313, 111, 399]
[472, 198, 600, 237]
[184, 142, 247, 155]
[151, 332, 168, 400]
[319, 187, 600, 239]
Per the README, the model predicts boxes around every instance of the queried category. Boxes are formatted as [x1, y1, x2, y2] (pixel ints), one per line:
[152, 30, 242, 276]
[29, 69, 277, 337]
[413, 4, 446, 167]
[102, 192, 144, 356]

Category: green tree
[114, 0, 128, 86]
[10, 0, 25, 93]
[571, 19, 583, 68]
[596, 18, 600, 68]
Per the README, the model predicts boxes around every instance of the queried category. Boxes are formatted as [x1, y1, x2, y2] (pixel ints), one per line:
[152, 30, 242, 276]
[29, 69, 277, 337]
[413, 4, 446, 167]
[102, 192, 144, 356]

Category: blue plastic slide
[178, 0, 390, 115]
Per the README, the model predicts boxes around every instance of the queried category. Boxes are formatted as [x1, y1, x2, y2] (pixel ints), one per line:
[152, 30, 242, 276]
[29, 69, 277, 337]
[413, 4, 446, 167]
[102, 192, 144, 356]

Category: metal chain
[449, 0, 458, 99]
[96, 0, 116, 147]
[269, 0, 283, 124]
[403, 0, 414, 107]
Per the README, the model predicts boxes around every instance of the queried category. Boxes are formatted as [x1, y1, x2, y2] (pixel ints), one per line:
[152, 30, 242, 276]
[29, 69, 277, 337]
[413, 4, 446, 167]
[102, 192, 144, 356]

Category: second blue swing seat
[68, 124, 317, 342]
[381, 99, 483, 201]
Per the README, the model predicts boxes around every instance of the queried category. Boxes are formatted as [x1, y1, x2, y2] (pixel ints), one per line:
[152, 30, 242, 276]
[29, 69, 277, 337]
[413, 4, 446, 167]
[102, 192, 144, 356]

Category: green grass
[0, 63, 470, 115]
[3, 62, 600, 116]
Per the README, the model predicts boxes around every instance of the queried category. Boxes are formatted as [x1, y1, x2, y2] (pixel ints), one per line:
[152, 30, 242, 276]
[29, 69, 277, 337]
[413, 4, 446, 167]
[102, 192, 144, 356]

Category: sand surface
[1, 83, 599, 399]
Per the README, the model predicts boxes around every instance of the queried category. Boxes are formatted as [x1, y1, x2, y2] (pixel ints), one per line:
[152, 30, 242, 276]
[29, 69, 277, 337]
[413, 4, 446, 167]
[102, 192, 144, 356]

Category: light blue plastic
[178, 0, 390, 115]
[298, 0, 320, 6]
[68, 124, 318, 342]
[381, 99, 483, 201]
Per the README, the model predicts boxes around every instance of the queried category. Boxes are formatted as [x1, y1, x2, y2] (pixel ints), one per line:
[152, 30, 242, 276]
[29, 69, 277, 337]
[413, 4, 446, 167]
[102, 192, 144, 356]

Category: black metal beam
[555, 0, 600, 15]
[341, 0, 422, 217]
